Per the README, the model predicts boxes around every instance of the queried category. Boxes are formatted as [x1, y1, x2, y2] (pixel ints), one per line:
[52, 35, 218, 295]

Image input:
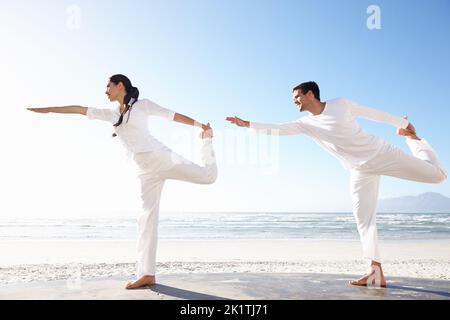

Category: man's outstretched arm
[225, 116, 305, 136]
[346, 98, 409, 128]
[346, 98, 420, 139]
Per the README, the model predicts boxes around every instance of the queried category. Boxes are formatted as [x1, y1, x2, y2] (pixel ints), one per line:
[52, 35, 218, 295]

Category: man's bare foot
[349, 265, 387, 288]
[125, 275, 155, 289]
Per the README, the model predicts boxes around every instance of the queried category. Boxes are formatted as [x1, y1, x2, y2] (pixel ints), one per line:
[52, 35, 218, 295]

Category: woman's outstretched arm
[27, 106, 87, 115]
[142, 99, 209, 131]
[173, 113, 213, 138]
[173, 112, 209, 130]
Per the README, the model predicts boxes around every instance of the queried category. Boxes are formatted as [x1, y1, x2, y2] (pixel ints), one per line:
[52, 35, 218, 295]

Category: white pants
[132, 139, 218, 277]
[350, 138, 447, 263]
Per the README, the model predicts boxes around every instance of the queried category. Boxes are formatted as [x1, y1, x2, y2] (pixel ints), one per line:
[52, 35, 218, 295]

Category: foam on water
[0, 212, 449, 241]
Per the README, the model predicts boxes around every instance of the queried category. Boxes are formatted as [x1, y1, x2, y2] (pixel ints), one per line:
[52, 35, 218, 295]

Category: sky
[0, 0, 449, 217]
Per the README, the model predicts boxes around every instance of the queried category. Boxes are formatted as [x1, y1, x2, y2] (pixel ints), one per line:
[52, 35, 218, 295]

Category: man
[226, 81, 447, 287]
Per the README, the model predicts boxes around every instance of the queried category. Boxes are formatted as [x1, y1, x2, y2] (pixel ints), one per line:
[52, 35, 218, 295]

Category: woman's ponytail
[109, 74, 140, 137]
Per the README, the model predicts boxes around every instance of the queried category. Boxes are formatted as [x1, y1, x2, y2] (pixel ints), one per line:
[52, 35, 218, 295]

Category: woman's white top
[86, 98, 175, 155]
[249, 98, 409, 170]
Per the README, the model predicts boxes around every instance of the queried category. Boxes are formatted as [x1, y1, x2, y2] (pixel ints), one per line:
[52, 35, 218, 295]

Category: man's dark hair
[292, 81, 321, 101]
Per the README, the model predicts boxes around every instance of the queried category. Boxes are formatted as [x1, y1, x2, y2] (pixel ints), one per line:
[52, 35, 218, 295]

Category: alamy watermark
[166, 127, 281, 176]
[66, 263, 83, 290]
[66, 4, 81, 31]
[367, 5, 381, 30]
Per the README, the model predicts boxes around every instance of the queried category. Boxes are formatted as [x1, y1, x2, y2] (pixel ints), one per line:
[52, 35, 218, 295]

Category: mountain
[378, 192, 450, 213]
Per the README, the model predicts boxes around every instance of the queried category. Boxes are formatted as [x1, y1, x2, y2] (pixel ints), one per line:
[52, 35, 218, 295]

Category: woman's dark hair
[292, 81, 321, 101]
[110, 74, 139, 137]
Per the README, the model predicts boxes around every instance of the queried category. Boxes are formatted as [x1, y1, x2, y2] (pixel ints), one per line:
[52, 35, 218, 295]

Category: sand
[1, 239, 449, 299]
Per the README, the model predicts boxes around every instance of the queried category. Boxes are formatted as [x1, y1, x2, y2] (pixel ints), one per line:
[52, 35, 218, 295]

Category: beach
[1, 239, 449, 299]
[1, 213, 449, 299]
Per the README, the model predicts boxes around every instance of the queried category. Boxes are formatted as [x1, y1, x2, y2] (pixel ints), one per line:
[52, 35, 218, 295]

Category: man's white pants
[350, 138, 447, 263]
[132, 139, 217, 277]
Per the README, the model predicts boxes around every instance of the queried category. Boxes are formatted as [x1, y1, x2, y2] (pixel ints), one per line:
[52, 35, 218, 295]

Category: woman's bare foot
[125, 275, 156, 289]
[349, 264, 387, 288]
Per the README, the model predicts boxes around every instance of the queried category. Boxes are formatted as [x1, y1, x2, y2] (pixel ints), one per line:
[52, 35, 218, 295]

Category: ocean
[1, 212, 449, 241]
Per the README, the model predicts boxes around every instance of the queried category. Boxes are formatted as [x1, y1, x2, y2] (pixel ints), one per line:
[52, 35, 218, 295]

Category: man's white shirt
[249, 98, 409, 170]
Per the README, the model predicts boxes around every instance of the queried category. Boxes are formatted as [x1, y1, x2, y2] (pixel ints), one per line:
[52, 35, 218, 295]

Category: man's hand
[405, 122, 416, 135]
[225, 116, 250, 128]
[397, 116, 420, 140]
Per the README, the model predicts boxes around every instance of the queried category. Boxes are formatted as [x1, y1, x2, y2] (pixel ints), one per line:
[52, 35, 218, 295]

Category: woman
[28, 74, 218, 289]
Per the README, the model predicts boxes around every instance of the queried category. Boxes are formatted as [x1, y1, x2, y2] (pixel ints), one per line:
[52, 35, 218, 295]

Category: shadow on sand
[148, 283, 230, 300]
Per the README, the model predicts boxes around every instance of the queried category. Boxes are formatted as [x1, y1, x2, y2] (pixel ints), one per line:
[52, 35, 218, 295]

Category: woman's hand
[225, 116, 250, 127]
[27, 106, 87, 115]
[27, 107, 51, 113]
[200, 122, 214, 139]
